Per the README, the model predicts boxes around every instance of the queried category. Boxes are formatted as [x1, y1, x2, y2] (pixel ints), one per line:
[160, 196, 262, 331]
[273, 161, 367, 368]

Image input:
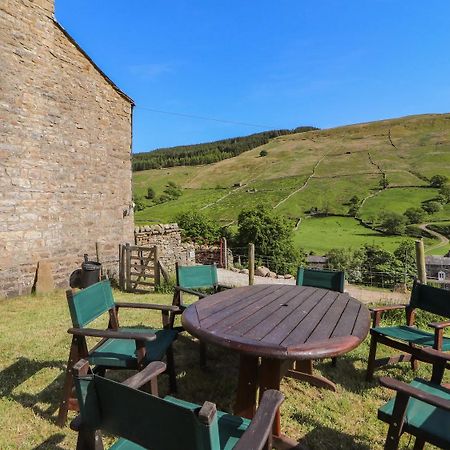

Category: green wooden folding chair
[71, 358, 284, 450]
[296, 267, 345, 293]
[378, 347, 450, 449]
[57, 280, 180, 426]
[366, 280, 450, 381]
[171, 263, 228, 365]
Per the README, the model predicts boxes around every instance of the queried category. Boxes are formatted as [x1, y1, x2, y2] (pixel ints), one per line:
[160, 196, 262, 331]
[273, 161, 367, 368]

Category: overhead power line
[134, 105, 277, 129]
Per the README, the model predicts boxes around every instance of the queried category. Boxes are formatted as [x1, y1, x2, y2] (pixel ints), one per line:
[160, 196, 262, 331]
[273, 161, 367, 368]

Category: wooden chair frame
[57, 281, 180, 426]
[379, 348, 450, 449]
[366, 280, 450, 381]
[71, 359, 284, 450]
[171, 263, 229, 366]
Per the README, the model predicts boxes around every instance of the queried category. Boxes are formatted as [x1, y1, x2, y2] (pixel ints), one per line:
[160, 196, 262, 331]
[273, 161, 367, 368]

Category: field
[133, 113, 450, 254]
[0, 289, 447, 449]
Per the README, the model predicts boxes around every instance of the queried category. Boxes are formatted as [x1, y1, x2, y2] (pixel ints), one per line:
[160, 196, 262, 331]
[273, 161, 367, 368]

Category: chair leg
[200, 341, 207, 368]
[366, 334, 378, 382]
[166, 345, 177, 393]
[57, 337, 79, 427]
[384, 392, 409, 450]
[412, 437, 425, 450]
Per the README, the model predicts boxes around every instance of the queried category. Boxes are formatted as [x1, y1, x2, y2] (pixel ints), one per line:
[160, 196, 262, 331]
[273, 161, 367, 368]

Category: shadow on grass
[292, 412, 373, 450]
[31, 433, 66, 450]
[0, 357, 65, 423]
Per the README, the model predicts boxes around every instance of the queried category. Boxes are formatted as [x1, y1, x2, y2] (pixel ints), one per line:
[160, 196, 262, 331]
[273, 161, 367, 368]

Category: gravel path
[217, 268, 409, 305]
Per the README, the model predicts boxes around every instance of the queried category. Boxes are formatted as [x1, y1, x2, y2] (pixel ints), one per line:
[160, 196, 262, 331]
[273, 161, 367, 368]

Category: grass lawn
[293, 216, 414, 254]
[0, 289, 447, 449]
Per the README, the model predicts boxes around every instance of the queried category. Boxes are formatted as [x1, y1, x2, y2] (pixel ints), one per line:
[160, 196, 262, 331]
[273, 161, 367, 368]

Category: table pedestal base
[286, 360, 337, 391]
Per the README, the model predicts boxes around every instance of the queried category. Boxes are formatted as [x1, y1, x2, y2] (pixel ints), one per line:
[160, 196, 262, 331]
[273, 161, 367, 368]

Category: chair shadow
[291, 412, 373, 449]
[0, 357, 66, 423]
[31, 433, 66, 450]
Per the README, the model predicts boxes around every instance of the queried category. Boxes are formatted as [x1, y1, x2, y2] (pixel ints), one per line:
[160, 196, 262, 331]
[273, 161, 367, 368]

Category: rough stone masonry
[0, 0, 134, 297]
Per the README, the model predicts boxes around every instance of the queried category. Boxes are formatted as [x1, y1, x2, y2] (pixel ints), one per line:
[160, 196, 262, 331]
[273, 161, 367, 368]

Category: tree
[379, 175, 389, 189]
[327, 247, 364, 283]
[132, 195, 145, 211]
[430, 174, 448, 188]
[422, 201, 442, 214]
[380, 212, 406, 235]
[259, 150, 268, 157]
[176, 211, 220, 244]
[146, 186, 155, 200]
[394, 240, 416, 279]
[404, 207, 425, 224]
[164, 181, 182, 200]
[348, 195, 360, 216]
[438, 185, 450, 203]
[236, 204, 297, 274]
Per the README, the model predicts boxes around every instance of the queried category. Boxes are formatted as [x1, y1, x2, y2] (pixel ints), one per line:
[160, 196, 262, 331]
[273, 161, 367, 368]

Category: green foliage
[133, 195, 146, 211]
[427, 223, 450, 239]
[422, 200, 442, 214]
[379, 212, 406, 235]
[438, 185, 450, 203]
[348, 195, 361, 216]
[164, 181, 182, 199]
[132, 127, 318, 171]
[327, 247, 364, 282]
[404, 207, 425, 224]
[146, 186, 156, 200]
[379, 175, 389, 189]
[176, 211, 220, 244]
[236, 204, 297, 274]
[430, 174, 448, 188]
[259, 149, 268, 157]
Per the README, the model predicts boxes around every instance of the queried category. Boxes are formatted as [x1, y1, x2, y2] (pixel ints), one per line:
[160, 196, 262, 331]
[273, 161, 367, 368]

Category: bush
[164, 181, 182, 199]
[146, 186, 156, 200]
[430, 174, 448, 188]
[404, 207, 425, 224]
[133, 195, 146, 211]
[421, 201, 442, 214]
[176, 211, 220, 244]
[379, 212, 406, 235]
[235, 204, 298, 274]
[259, 150, 268, 157]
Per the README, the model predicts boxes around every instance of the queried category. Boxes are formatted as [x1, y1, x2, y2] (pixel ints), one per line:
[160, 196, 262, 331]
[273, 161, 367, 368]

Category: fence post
[415, 239, 427, 284]
[125, 243, 131, 292]
[248, 243, 255, 286]
[154, 246, 160, 288]
[222, 237, 228, 269]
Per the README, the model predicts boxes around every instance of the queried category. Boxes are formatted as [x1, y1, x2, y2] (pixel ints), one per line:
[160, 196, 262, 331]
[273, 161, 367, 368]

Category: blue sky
[56, 1, 450, 153]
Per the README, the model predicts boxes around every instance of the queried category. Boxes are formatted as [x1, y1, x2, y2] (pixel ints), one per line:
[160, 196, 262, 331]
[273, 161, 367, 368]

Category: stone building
[0, 0, 134, 297]
[425, 255, 450, 288]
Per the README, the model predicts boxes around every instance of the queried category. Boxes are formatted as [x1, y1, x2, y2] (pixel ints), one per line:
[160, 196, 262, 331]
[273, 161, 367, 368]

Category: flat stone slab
[35, 260, 55, 294]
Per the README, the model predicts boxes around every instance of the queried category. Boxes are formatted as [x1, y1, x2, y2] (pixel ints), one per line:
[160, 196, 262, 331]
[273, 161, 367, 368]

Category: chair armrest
[175, 286, 207, 298]
[115, 302, 181, 312]
[68, 328, 156, 342]
[369, 304, 407, 327]
[122, 361, 167, 389]
[428, 320, 450, 330]
[233, 390, 285, 450]
[380, 377, 450, 412]
[421, 347, 450, 363]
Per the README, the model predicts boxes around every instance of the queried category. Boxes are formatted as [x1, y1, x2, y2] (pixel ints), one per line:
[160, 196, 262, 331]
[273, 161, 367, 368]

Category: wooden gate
[119, 244, 160, 293]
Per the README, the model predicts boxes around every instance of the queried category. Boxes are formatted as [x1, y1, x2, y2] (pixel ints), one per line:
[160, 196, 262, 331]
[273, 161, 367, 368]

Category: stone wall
[134, 224, 231, 272]
[0, 0, 134, 297]
[135, 224, 195, 272]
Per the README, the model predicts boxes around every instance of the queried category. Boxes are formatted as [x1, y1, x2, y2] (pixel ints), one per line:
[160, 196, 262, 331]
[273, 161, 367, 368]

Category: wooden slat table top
[182, 284, 370, 360]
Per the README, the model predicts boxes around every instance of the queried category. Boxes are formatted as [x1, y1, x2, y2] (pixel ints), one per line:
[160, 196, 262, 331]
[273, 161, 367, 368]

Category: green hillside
[133, 113, 450, 255]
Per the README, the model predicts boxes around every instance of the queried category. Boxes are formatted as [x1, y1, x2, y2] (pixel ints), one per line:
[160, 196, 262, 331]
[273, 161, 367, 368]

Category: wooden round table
[182, 284, 370, 449]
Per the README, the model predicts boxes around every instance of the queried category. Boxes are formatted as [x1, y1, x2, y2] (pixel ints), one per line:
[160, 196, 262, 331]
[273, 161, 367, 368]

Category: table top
[182, 284, 370, 360]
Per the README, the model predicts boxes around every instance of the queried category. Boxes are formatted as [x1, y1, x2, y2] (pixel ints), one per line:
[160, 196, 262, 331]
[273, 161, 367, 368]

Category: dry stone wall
[0, 0, 134, 298]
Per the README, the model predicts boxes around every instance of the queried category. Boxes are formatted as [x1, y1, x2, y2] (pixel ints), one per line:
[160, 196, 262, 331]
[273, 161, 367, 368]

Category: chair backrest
[410, 280, 450, 318]
[67, 280, 115, 328]
[296, 267, 345, 293]
[74, 374, 220, 450]
[176, 264, 218, 290]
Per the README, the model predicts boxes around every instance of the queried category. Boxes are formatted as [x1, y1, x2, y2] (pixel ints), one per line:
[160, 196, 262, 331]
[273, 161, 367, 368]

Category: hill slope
[133, 113, 450, 254]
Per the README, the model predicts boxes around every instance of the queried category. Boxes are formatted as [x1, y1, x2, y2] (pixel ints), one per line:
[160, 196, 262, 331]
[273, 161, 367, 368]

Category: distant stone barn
[0, 0, 134, 297]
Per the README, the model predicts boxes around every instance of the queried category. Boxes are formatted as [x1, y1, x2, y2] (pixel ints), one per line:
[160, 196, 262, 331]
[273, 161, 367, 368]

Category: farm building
[425, 255, 450, 288]
[0, 0, 134, 298]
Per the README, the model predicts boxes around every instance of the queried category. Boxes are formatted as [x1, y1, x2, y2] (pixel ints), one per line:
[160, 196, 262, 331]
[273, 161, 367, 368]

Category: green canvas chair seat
[89, 328, 179, 368]
[378, 378, 450, 448]
[372, 325, 450, 351]
[73, 360, 284, 450]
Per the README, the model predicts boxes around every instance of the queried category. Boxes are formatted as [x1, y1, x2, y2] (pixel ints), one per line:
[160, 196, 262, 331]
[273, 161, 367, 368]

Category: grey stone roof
[425, 256, 450, 266]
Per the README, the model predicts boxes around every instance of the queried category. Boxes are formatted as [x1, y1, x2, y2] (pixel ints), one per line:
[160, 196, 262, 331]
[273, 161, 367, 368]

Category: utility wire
[134, 105, 277, 130]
